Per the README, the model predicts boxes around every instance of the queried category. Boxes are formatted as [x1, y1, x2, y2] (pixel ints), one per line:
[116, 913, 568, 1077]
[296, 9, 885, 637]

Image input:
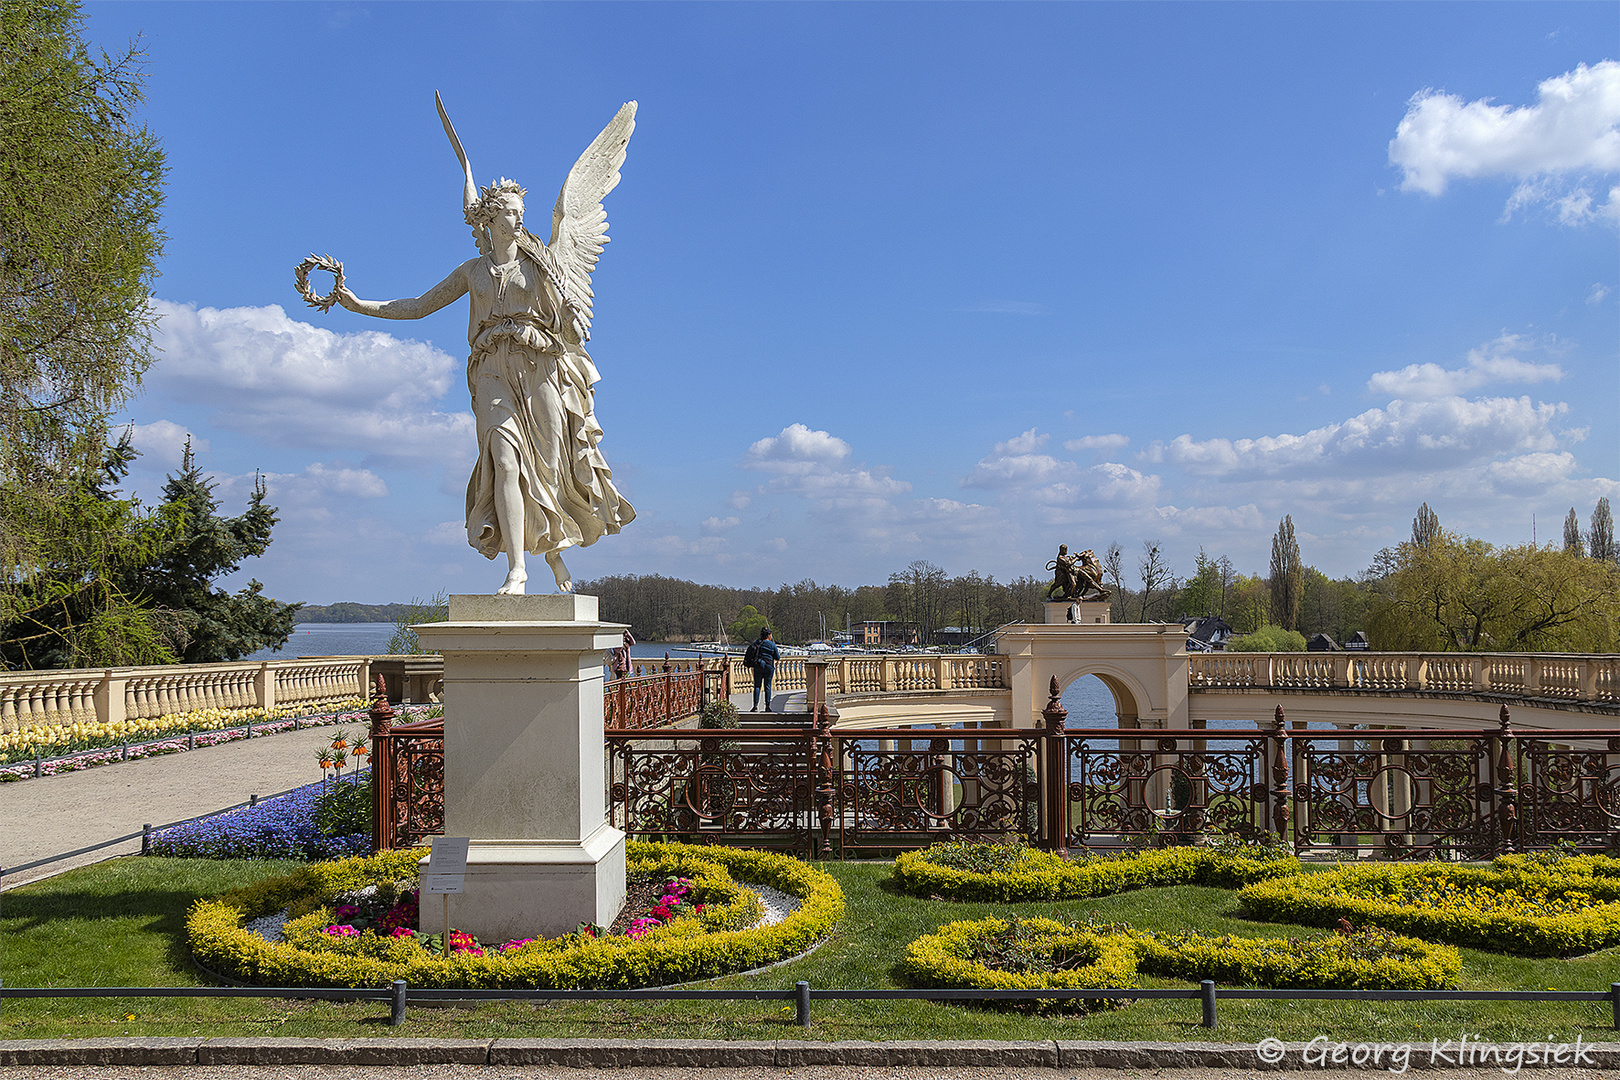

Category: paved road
[0, 724, 359, 890]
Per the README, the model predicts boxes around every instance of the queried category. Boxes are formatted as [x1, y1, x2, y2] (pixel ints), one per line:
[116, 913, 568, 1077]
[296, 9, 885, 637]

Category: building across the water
[854, 620, 919, 647]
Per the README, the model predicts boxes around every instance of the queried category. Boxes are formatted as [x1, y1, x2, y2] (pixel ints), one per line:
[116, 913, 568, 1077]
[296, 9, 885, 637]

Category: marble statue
[297, 94, 638, 594]
[1045, 544, 1110, 601]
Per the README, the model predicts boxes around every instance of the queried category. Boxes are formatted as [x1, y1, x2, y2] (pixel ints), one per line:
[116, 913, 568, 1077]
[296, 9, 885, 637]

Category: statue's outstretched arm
[336, 259, 474, 320]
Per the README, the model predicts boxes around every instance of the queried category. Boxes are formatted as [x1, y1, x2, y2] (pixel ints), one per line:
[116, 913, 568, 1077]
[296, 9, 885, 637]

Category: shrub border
[1238, 863, 1620, 956]
[892, 843, 1299, 902]
[899, 916, 1139, 1009]
[901, 917, 1460, 999]
[187, 842, 843, 989]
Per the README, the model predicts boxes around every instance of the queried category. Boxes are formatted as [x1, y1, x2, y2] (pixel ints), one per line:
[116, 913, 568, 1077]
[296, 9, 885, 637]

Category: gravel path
[0, 725, 350, 890]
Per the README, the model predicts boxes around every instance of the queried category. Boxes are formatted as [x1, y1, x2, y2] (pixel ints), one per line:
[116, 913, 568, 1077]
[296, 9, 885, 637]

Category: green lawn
[0, 856, 1616, 1041]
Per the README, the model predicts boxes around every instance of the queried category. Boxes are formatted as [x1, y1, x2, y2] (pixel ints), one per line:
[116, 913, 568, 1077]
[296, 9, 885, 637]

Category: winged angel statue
[310, 95, 637, 594]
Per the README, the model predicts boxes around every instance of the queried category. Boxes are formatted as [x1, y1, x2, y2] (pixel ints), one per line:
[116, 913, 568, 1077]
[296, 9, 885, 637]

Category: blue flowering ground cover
[147, 772, 372, 860]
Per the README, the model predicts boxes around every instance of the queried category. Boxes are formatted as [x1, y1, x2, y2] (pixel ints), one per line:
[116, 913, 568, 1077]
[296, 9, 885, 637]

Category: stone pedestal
[414, 594, 626, 942]
[1044, 600, 1112, 625]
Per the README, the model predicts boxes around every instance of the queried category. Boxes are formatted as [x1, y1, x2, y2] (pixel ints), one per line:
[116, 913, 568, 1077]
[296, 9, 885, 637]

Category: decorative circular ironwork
[1157, 738, 1178, 752]
[1381, 738, 1406, 753]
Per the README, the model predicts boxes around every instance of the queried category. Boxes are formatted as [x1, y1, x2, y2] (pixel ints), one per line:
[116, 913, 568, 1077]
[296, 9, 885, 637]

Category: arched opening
[1060, 672, 1139, 727]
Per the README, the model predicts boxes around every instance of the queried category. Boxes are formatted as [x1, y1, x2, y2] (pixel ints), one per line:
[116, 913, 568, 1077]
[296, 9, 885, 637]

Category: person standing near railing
[749, 629, 780, 712]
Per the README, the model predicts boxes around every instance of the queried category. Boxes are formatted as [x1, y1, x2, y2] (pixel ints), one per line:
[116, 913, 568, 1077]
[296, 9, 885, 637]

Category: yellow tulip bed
[900, 915, 1459, 1009]
[0, 697, 369, 779]
[186, 842, 844, 989]
[1237, 861, 1620, 956]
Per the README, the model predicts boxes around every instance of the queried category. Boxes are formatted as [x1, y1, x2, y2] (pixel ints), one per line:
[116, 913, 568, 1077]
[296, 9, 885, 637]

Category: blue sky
[86, 2, 1618, 604]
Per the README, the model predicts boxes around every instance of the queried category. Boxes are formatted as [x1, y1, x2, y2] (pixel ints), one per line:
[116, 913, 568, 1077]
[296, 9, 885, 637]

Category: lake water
[244, 630, 1178, 732]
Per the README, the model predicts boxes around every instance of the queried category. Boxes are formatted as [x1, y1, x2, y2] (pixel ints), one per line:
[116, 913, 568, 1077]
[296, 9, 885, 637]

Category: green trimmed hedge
[187, 842, 843, 988]
[899, 917, 1139, 1009]
[1238, 863, 1620, 956]
[892, 842, 1299, 902]
[1126, 927, 1459, 990]
[899, 917, 1455, 1005]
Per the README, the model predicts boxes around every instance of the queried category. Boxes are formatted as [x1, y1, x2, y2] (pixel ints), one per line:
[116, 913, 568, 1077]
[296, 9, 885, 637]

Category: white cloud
[148, 300, 474, 466]
[701, 515, 741, 532]
[268, 462, 390, 501]
[1485, 451, 1578, 493]
[123, 419, 207, 469]
[1589, 282, 1612, 305]
[743, 423, 910, 507]
[1153, 396, 1568, 478]
[744, 424, 851, 470]
[963, 429, 1076, 489]
[1040, 462, 1162, 507]
[1366, 334, 1563, 399]
[424, 521, 467, 547]
[1390, 61, 1620, 223]
[1064, 433, 1130, 453]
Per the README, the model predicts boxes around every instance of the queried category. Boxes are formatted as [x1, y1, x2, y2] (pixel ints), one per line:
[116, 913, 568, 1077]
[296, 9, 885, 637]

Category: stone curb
[1, 1038, 1617, 1068]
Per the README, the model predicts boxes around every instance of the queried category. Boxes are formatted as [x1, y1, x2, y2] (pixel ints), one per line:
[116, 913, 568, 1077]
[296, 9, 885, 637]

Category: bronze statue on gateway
[1046, 544, 1110, 601]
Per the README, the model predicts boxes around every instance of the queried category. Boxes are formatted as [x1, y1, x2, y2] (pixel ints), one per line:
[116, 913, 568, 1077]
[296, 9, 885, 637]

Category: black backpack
[743, 641, 760, 668]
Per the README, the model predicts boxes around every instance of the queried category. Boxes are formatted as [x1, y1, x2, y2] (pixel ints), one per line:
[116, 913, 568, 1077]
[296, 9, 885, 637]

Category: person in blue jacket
[750, 628, 780, 712]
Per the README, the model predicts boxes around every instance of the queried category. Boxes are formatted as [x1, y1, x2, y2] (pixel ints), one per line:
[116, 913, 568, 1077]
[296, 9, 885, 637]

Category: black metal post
[391, 979, 408, 1026]
[1200, 980, 1217, 1028]
[140, 824, 151, 855]
[795, 981, 811, 1027]
[248, 795, 258, 809]
[1611, 982, 1620, 1031]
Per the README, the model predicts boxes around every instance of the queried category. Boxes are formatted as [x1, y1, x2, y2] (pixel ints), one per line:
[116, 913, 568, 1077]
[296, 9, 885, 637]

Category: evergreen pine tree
[127, 442, 301, 662]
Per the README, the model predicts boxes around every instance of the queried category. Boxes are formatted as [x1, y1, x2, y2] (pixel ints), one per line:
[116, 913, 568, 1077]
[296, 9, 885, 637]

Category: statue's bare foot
[496, 567, 528, 595]
[546, 551, 573, 593]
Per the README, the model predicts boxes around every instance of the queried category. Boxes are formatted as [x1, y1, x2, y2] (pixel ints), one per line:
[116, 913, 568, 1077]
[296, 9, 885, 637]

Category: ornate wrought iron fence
[373, 701, 1620, 858]
[1063, 733, 1272, 851]
[1518, 734, 1620, 851]
[606, 730, 817, 852]
[370, 715, 446, 852]
[1288, 733, 1499, 860]
[836, 732, 1039, 854]
[604, 670, 705, 729]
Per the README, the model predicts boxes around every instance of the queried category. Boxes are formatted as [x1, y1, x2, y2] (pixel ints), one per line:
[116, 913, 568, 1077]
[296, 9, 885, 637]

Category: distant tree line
[579, 497, 1619, 653]
[299, 602, 429, 624]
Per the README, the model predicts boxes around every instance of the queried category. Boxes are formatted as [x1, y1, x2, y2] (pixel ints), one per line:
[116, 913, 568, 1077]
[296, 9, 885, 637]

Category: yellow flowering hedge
[1238, 863, 1620, 956]
[899, 917, 1140, 1010]
[187, 842, 843, 988]
[901, 916, 1457, 1002]
[0, 697, 366, 761]
[892, 842, 1300, 902]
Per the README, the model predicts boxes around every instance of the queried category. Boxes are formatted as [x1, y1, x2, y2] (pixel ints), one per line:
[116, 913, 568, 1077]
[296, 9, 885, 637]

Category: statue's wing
[545, 101, 636, 343]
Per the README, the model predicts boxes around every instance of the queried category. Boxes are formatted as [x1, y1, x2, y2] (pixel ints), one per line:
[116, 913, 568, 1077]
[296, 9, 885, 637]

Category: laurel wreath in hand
[294, 254, 346, 312]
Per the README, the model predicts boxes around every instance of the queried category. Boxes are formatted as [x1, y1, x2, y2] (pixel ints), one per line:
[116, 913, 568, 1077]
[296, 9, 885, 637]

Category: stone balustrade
[1188, 651, 1620, 704]
[726, 653, 1010, 696]
[0, 656, 373, 733]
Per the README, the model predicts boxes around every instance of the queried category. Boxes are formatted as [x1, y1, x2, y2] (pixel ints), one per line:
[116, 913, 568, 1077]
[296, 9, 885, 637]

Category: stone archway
[1058, 668, 1142, 727]
[998, 619, 1190, 730]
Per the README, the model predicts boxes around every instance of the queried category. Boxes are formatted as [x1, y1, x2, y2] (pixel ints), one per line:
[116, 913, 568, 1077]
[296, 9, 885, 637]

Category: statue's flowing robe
[462, 251, 634, 560]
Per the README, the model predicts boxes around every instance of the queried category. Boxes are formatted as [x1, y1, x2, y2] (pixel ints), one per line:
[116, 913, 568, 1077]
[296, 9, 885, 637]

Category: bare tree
[1216, 554, 1235, 618]
[1136, 541, 1170, 622]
